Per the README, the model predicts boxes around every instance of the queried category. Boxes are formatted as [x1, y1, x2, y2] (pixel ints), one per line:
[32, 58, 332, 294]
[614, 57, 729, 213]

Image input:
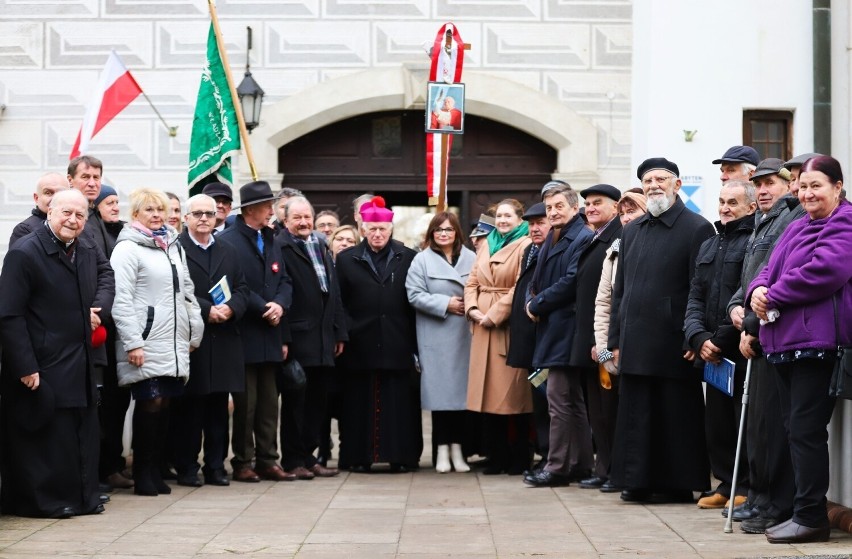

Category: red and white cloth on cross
[426, 23, 465, 207]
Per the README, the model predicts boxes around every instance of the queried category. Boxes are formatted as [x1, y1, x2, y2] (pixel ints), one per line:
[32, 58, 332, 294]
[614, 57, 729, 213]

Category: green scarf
[486, 221, 529, 256]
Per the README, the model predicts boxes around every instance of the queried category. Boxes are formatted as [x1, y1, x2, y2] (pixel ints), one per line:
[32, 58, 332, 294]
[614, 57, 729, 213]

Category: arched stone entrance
[238, 67, 600, 190]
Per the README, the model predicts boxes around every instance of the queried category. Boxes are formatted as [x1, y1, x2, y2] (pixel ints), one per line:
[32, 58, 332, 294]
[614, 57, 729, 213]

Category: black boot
[133, 409, 158, 496]
[150, 406, 172, 495]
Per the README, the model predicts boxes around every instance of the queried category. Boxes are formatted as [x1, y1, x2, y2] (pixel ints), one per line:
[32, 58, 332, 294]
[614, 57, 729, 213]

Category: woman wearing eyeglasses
[406, 212, 476, 473]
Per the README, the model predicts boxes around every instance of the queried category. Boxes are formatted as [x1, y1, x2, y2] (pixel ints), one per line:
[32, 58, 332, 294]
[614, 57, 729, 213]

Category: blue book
[704, 358, 735, 397]
[208, 275, 231, 305]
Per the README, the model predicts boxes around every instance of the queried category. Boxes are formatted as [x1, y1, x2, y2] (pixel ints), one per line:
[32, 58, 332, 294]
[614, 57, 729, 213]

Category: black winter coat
[568, 217, 622, 367]
[527, 215, 593, 369]
[506, 243, 539, 369]
[217, 217, 293, 364]
[336, 239, 416, 371]
[9, 208, 46, 249]
[278, 232, 348, 368]
[684, 214, 754, 366]
[0, 226, 115, 407]
[609, 197, 714, 378]
[179, 231, 250, 394]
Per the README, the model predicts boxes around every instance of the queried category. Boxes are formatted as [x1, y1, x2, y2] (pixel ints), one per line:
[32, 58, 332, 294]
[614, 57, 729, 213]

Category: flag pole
[206, 0, 258, 181]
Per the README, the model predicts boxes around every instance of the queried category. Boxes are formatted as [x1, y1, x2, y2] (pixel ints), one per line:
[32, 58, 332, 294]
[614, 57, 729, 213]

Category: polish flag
[69, 51, 143, 159]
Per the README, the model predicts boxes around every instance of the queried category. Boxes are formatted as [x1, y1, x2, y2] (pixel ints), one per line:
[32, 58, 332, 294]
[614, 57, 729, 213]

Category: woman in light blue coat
[406, 212, 476, 473]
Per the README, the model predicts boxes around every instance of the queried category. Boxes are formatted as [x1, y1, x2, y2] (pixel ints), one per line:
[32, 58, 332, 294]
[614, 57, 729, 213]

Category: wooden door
[278, 111, 555, 228]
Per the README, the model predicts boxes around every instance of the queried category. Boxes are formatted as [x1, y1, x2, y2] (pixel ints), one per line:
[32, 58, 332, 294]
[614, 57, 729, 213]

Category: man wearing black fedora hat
[218, 180, 295, 482]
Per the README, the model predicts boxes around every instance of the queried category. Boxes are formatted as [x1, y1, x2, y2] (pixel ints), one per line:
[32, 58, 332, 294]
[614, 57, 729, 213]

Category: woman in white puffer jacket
[110, 188, 203, 496]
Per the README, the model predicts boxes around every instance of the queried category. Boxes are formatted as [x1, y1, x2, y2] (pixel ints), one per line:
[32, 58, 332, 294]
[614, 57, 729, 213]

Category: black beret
[580, 184, 621, 202]
[637, 157, 679, 180]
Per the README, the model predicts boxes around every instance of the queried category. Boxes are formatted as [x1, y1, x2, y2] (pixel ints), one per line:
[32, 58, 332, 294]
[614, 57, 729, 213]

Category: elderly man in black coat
[507, 203, 551, 470]
[567, 184, 624, 491]
[608, 158, 715, 503]
[218, 181, 294, 483]
[335, 198, 421, 472]
[0, 189, 114, 518]
[683, 179, 756, 510]
[523, 184, 594, 488]
[172, 194, 251, 487]
[277, 195, 347, 479]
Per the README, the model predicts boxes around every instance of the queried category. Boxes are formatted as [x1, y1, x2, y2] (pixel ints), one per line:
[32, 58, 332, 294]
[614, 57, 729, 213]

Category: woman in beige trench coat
[465, 199, 532, 475]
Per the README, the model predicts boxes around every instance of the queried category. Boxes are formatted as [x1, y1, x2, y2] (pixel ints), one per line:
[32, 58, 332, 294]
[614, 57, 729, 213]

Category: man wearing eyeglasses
[173, 194, 251, 487]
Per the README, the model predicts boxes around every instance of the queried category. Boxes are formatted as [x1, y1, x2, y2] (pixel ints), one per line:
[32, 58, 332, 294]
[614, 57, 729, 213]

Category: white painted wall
[632, 0, 814, 221]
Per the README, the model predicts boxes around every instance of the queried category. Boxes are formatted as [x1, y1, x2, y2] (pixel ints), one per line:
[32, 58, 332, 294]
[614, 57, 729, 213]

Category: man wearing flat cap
[202, 182, 234, 233]
[507, 202, 551, 469]
[608, 158, 714, 503]
[568, 184, 623, 491]
[218, 181, 294, 482]
[724, 158, 802, 534]
[783, 153, 821, 197]
[713, 145, 760, 184]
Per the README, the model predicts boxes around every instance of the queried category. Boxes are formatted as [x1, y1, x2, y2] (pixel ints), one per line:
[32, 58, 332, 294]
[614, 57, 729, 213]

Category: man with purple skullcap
[334, 196, 422, 472]
[607, 158, 715, 503]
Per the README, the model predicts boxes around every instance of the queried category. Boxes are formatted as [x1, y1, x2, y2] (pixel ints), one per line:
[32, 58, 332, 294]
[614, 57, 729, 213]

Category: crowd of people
[0, 149, 849, 546]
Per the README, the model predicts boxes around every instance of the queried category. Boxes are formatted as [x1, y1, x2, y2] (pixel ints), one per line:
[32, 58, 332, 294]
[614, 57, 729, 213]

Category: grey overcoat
[406, 246, 476, 410]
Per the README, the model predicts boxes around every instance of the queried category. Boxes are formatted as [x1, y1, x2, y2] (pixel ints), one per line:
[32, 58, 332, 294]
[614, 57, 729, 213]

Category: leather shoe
[52, 506, 75, 519]
[106, 471, 134, 489]
[697, 492, 727, 509]
[285, 466, 315, 480]
[741, 515, 782, 534]
[204, 470, 230, 486]
[523, 470, 570, 488]
[723, 502, 761, 521]
[85, 504, 105, 515]
[233, 467, 261, 483]
[579, 476, 607, 489]
[99, 494, 110, 504]
[349, 464, 371, 473]
[620, 488, 651, 502]
[599, 480, 623, 493]
[389, 463, 413, 473]
[310, 463, 339, 477]
[258, 465, 297, 481]
[765, 520, 830, 543]
[176, 474, 202, 487]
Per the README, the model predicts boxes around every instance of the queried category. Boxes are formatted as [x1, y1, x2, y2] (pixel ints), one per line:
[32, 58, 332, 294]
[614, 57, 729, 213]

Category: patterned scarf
[296, 232, 329, 293]
[132, 220, 169, 251]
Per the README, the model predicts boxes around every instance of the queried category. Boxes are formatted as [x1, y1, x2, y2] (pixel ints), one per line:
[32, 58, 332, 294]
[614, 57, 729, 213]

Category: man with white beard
[608, 157, 715, 503]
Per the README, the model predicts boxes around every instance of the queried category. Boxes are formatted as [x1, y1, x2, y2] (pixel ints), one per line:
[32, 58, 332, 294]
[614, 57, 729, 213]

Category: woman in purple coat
[748, 155, 852, 544]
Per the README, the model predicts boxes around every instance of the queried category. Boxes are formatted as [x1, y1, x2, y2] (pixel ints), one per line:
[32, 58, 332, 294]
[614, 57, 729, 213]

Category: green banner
[187, 24, 240, 195]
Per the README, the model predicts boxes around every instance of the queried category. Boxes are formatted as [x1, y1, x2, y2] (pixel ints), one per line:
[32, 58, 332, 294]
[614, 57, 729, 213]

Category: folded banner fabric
[425, 23, 464, 206]
[187, 24, 241, 195]
[69, 51, 142, 160]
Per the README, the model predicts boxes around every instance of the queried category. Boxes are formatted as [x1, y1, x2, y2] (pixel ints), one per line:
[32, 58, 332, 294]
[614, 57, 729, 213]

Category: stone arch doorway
[277, 110, 556, 230]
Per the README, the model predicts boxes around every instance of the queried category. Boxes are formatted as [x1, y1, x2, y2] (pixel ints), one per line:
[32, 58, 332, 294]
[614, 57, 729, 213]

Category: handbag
[828, 294, 852, 399]
[277, 359, 307, 391]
